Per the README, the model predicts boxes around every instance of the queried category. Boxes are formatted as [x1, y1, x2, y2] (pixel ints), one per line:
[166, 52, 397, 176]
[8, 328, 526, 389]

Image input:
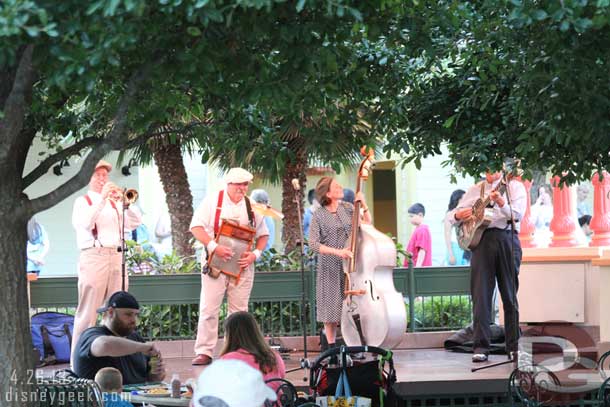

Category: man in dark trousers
[73, 291, 166, 384]
[449, 170, 526, 362]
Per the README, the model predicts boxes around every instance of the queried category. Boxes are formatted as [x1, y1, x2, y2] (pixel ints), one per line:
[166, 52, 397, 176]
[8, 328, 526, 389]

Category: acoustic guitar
[456, 180, 509, 251]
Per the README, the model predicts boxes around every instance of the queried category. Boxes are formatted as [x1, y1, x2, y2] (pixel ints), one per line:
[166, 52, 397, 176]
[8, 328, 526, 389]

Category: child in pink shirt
[218, 311, 285, 389]
[403, 203, 432, 267]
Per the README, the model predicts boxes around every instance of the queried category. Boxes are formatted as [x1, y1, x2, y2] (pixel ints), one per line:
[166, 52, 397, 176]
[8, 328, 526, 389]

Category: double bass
[341, 148, 407, 348]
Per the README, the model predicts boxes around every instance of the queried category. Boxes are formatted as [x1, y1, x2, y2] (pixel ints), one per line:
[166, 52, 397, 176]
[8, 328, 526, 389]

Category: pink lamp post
[549, 175, 579, 247]
[590, 172, 610, 247]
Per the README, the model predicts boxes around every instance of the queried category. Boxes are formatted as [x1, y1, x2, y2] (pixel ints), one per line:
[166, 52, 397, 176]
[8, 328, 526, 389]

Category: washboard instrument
[456, 180, 508, 251]
[207, 220, 256, 283]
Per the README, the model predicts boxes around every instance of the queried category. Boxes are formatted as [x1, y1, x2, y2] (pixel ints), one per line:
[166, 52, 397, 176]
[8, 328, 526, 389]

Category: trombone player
[70, 160, 142, 362]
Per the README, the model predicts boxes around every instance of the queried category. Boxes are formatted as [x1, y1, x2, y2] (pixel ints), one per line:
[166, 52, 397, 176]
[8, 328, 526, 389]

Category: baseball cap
[95, 160, 113, 172]
[97, 291, 140, 313]
[223, 168, 253, 184]
[193, 359, 276, 407]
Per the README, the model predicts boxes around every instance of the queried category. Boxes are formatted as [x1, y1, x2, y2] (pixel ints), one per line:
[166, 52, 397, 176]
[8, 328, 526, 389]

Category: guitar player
[449, 171, 527, 363]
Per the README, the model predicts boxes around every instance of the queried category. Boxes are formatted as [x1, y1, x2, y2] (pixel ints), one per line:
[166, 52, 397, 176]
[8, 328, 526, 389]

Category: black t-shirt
[73, 326, 150, 384]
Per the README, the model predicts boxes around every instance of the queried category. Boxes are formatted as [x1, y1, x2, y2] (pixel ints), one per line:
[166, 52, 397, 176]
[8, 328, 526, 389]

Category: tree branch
[22, 136, 101, 189]
[106, 67, 153, 150]
[121, 119, 213, 151]
[23, 62, 154, 216]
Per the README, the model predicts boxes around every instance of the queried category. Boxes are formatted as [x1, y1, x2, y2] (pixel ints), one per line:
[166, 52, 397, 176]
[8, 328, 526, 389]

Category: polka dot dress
[308, 202, 354, 323]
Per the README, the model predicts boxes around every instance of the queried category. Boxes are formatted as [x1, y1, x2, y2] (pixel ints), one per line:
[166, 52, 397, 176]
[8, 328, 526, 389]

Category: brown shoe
[192, 354, 213, 365]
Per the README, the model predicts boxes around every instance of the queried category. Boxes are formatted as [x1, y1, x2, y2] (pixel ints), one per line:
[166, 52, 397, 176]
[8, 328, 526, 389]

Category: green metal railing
[30, 265, 472, 339]
[394, 266, 471, 332]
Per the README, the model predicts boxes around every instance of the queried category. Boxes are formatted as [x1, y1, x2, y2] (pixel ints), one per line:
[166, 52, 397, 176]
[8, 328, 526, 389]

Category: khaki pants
[194, 269, 254, 356]
[70, 247, 124, 360]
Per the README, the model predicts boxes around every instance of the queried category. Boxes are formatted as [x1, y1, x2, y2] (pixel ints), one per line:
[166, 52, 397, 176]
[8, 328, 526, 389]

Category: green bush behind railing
[409, 295, 472, 331]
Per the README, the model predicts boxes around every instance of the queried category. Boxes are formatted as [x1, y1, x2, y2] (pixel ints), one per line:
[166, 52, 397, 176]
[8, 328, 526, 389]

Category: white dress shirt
[449, 178, 527, 232]
[72, 190, 142, 249]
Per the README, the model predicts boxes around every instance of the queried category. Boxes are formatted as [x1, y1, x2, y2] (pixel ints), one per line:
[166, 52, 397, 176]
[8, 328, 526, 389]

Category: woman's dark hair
[220, 311, 277, 374]
[315, 177, 334, 207]
[307, 189, 315, 205]
[447, 189, 466, 212]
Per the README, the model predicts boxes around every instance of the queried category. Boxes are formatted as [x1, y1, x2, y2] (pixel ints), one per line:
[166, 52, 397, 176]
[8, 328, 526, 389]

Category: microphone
[291, 178, 300, 191]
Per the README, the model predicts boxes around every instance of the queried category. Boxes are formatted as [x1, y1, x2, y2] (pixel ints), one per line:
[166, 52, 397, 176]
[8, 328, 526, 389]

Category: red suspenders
[214, 190, 224, 237]
[84, 194, 117, 246]
[212, 190, 255, 238]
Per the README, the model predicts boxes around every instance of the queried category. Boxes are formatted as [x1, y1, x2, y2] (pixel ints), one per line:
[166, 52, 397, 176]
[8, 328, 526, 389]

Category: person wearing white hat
[70, 160, 142, 362]
[190, 167, 269, 365]
[193, 359, 277, 407]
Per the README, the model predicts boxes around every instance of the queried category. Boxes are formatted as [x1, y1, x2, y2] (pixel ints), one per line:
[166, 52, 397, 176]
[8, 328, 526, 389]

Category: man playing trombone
[70, 160, 142, 362]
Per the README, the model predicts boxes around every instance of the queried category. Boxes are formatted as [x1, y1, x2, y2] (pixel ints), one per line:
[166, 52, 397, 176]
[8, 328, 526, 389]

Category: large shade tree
[1, 0, 395, 401]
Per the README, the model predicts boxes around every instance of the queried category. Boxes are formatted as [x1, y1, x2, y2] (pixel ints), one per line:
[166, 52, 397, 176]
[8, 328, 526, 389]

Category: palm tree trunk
[151, 142, 194, 257]
[281, 150, 308, 253]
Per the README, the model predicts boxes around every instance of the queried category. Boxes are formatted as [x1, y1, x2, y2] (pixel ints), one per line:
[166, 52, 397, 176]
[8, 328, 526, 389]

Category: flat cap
[224, 168, 253, 184]
[95, 160, 113, 172]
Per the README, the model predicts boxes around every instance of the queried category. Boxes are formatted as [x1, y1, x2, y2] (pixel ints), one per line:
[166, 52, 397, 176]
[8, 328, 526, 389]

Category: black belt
[487, 227, 519, 233]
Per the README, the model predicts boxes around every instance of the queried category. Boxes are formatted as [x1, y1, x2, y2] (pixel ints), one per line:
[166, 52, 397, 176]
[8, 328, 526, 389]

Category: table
[122, 392, 191, 406]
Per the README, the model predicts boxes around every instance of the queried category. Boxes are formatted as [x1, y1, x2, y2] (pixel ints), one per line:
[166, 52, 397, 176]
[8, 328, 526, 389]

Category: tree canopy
[376, 0, 610, 184]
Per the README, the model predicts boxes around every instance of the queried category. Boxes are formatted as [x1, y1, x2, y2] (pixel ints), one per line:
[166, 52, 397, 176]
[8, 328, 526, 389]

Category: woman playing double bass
[308, 177, 372, 350]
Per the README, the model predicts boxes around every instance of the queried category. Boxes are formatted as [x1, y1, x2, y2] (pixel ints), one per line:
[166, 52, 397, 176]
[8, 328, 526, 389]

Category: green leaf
[532, 9, 548, 21]
[573, 18, 593, 33]
[186, 26, 202, 36]
[206, 9, 223, 23]
[349, 7, 362, 21]
[443, 115, 456, 128]
[106, 0, 121, 16]
[592, 14, 607, 28]
[552, 9, 565, 21]
[23, 26, 40, 37]
[559, 20, 570, 31]
[86, 1, 104, 15]
[296, 0, 306, 12]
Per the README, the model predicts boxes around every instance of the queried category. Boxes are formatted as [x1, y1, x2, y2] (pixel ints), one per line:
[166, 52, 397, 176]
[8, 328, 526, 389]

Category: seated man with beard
[73, 291, 166, 384]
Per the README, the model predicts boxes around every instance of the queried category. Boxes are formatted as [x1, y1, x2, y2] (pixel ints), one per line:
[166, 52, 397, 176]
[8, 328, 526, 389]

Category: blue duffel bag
[31, 312, 74, 366]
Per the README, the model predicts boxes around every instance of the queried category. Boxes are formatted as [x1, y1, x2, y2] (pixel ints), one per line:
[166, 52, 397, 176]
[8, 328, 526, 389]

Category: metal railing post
[409, 260, 416, 333]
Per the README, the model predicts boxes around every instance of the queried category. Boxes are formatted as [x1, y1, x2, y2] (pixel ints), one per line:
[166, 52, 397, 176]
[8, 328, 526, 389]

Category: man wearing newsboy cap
[189, 168, 269, 365]
[73, 291, 166, 384]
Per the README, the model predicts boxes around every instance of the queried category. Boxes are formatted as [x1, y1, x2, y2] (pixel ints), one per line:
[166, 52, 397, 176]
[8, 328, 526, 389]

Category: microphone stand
[472, 172, 520, 372]
[285, 181, 311, 381]
[120, 190, 128, 291]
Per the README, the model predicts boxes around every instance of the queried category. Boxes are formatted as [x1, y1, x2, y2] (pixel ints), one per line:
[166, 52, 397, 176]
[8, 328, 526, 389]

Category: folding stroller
[309, 345, 397, 407]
